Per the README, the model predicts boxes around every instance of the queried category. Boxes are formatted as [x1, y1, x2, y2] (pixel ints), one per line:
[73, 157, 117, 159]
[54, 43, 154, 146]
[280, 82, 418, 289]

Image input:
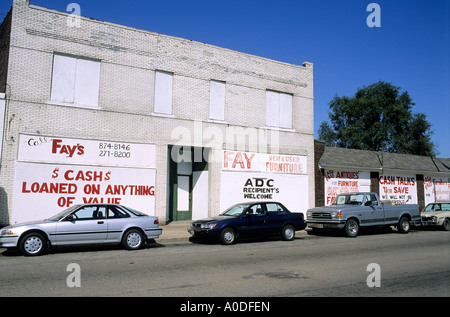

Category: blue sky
[1, 0, 449, 157]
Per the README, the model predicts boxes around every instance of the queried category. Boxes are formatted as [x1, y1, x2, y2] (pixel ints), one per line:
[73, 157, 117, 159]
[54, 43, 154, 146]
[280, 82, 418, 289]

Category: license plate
[309, 223, 324, 229]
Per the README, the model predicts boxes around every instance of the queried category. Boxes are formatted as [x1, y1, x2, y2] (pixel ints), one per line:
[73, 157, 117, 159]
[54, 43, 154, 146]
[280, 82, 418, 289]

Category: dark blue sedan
[188, 202, 306, 245]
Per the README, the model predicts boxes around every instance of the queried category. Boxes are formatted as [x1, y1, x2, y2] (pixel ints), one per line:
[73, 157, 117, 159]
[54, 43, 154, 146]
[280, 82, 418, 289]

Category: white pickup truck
[307, 192, 421, 237]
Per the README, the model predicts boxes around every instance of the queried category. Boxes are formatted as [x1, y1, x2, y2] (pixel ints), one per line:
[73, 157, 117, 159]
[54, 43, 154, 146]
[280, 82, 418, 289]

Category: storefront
[11, 134, 156, 223]
[220, 150, 309, 213]
[316, 142, 450, 208]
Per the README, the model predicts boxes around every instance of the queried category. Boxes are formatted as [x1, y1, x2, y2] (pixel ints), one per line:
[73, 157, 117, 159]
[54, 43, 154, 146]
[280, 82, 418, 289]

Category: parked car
[0, 204, 162, 256]
[414, 201, 450, 231]
[188, 201, 306, 245]
[307, 192, 421, 237]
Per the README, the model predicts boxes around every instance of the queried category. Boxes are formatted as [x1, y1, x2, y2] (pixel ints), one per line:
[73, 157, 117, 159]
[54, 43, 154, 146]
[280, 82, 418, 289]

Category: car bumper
[413, 219, 442, 227]
[294, 222, 307, 231]
[144, 228, 163, 240]
[187, 227, 220, 242]
[307, 220, 346, 230]
[0, 235, 20, 248]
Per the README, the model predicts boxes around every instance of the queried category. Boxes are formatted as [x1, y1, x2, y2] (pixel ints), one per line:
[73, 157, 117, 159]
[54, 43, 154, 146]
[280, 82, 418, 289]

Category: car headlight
[200, 223, 217, 229]
[0, 229, 14, 236]
[330, 211, 343, 218]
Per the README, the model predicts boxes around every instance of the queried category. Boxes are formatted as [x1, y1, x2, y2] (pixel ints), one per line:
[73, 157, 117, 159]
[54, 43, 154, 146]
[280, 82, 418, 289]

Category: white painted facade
[0, 0, 314, 225]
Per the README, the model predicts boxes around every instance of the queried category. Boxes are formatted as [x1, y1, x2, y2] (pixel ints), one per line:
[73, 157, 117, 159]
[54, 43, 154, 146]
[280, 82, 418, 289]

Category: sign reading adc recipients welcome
[12, 134, 156, 223]
[220, 150, 309, 214]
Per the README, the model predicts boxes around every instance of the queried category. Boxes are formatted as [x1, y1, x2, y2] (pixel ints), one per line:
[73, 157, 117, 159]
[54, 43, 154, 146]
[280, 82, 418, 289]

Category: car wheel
[122, 229, 144, 250]
[220, 227, 236, 245]
[442, 218, 450, 231]
[281, 225, 295, 241]
[398, 216, 410, 233]
[344, 219, 359, 237]
[19, 232, 46, 256]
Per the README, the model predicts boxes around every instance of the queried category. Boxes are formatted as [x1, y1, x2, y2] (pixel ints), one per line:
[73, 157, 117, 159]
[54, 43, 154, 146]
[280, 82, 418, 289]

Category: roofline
[318, 163, 382, 171]
[380, 168, 450, 175]
[318, 163, 450, 175]
[26, 3, 312, 71]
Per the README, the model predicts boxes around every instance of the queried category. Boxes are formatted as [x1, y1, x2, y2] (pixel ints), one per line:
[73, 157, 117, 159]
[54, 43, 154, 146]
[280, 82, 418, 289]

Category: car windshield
[423, 203, 450, 212]
[47, 205, 80, 221]
[220, 203, 251, 216]
[332, 194, 365, 205]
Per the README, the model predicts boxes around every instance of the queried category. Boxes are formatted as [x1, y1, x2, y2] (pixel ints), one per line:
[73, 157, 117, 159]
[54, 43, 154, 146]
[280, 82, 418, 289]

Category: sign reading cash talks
[12, 134, 157, 223]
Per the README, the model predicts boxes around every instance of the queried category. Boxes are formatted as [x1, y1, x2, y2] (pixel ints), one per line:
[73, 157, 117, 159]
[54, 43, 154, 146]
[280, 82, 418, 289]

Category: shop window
[50, 54, 100, 108]
[209, 80, 225, 121]
[153, 70, 173, 115]
[266, 90, 292, 129]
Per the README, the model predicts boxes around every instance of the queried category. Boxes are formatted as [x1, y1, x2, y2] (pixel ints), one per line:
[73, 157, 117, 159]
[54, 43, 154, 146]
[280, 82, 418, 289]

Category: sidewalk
[156, 220, 192, 244]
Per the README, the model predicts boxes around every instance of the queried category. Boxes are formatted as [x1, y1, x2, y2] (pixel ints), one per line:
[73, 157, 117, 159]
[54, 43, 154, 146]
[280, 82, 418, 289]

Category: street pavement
[1, 224, 448, 299]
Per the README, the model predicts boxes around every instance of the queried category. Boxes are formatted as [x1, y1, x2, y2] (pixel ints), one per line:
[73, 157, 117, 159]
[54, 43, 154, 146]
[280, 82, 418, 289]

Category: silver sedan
[0, 204, 162, 256]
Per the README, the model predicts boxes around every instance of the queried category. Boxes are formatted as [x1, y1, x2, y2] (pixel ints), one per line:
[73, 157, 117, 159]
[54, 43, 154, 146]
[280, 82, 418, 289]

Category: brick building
[0, 0, 314, 225]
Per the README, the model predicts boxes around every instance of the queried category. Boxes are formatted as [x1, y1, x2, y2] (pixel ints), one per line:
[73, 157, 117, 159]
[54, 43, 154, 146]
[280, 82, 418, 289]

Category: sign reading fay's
[19, 134, 155, 168]
[12, 134, 156, 223]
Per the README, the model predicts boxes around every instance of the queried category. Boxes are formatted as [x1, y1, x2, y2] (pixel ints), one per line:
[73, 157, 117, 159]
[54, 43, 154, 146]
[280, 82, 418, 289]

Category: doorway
[168, 146, 209, 222]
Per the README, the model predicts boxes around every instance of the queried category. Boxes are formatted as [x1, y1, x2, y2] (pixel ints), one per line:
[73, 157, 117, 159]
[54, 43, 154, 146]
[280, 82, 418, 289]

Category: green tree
[318, 81, 436, 156]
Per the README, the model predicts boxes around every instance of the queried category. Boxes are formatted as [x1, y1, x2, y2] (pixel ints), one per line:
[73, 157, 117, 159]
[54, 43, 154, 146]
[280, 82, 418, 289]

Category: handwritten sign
[379, 174, 417, 204]
[424, 175, 450, 205]
[324, 170, 370, 205]
[220, 172, 309, 213]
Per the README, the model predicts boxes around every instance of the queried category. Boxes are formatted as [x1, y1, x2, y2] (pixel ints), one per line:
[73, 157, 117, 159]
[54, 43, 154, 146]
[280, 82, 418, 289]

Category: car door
[105, 205, 131, 242]
[265, 203, 288, 234]
[240, 204, 267, 237]
[363, 194, 385, 226]
[54, 205, 108, 245]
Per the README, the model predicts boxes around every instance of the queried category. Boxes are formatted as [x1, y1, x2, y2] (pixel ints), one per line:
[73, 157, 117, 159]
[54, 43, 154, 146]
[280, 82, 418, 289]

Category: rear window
[108, 206, 130, 218]
[266, 203, 287, 215]
[121, 206, 148, 216]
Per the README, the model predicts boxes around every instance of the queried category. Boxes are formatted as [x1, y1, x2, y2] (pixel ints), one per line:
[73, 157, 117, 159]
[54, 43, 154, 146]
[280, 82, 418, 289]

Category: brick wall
[314, 140, 325, 207]
[0, 0, 314, 224]
[0, 9, 11, 93]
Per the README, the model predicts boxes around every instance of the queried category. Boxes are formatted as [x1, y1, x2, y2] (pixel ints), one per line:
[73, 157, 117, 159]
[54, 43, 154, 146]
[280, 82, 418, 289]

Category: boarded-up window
[154, 70, 173, 115]
[51, 54, 100, 107]
[266, 90, 293, 129]
[209, 80, 225, 121]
